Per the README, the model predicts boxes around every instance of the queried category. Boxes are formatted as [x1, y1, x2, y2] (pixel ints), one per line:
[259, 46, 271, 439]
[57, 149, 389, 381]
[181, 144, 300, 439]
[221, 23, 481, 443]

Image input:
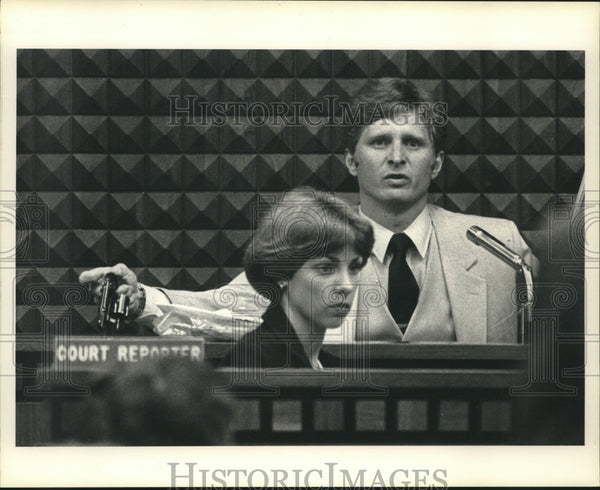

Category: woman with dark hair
[221, 189, 374, 370]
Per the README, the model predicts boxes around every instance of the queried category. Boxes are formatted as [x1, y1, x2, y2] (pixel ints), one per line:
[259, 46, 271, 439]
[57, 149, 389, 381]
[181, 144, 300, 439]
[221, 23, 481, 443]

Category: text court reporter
[79, 78, 538, 343]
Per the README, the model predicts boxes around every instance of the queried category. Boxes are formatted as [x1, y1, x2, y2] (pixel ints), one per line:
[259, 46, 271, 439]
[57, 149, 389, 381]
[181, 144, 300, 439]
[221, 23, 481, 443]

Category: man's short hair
[244, 188, 374, 296]
[345, 78, 445, 154]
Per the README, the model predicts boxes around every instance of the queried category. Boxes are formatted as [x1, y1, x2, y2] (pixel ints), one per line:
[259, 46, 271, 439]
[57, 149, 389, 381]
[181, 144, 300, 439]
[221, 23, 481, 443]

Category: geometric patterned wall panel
[15, 50, 585, 332]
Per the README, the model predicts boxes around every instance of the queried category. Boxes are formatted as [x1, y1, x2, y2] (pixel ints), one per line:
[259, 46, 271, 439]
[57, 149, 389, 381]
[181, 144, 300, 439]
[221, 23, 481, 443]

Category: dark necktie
[387, 233, 420, 325]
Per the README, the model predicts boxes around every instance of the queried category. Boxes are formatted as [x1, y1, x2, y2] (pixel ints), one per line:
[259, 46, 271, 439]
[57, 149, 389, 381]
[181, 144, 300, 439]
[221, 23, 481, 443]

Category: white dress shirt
[359, 205, 433, 291]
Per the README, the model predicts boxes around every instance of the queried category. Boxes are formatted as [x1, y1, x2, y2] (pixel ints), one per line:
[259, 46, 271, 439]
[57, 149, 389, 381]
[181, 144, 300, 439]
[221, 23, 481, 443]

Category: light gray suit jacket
[146, 205, 537, 344]
[427, 205, 537, 343]
[345, 205, 538, 343]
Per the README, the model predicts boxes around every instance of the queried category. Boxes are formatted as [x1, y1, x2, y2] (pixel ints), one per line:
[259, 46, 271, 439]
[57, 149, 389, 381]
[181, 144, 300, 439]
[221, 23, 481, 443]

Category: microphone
[467, 226, 533, 344]
[466, 226, 531, 272]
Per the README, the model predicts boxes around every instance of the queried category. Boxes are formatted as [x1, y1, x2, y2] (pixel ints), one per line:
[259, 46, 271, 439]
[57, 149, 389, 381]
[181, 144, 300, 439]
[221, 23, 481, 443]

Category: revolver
[97, 273, 129, 335]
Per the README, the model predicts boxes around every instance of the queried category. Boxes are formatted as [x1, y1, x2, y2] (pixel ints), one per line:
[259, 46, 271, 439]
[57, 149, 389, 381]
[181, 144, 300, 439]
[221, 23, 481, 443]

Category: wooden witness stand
[13, 335, 558, 445]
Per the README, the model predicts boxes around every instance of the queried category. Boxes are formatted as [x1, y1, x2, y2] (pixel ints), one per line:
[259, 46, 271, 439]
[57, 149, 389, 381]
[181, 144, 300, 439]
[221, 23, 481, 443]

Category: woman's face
[283, 248, 365, 332]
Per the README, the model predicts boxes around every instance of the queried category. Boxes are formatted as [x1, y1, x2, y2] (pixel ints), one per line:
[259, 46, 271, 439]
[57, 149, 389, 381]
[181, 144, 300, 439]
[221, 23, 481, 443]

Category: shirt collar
[359, 205, 432, 262]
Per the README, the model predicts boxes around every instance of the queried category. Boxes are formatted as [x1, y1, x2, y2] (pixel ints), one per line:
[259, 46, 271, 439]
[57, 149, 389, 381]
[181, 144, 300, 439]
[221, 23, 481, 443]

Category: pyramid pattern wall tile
[15, 50, 585, 326]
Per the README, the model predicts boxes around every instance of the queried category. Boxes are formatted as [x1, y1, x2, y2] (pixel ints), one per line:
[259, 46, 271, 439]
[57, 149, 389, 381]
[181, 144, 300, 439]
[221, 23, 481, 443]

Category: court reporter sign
[54, 337, 205, 367]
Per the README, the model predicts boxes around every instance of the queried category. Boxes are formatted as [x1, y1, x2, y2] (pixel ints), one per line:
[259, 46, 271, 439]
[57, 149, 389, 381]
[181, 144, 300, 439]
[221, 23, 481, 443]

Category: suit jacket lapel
[429, 206, 487, 343]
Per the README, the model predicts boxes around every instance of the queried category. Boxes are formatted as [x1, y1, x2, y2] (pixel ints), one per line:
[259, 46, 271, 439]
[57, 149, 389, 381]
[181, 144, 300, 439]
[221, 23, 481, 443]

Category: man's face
[345, 115, 444, 211]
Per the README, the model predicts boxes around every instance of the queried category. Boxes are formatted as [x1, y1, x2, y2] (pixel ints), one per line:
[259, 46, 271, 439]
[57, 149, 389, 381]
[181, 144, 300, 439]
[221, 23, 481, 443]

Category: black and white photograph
[1, 1, 598, 488]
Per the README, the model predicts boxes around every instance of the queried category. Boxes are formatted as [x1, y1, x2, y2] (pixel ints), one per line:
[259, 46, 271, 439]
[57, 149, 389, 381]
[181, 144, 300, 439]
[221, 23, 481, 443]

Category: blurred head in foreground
[77, 357, 233, 445]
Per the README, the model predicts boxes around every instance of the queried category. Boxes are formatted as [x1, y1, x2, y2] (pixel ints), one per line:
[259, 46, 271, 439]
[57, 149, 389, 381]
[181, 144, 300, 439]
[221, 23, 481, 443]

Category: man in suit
[80, 78, 537, 343]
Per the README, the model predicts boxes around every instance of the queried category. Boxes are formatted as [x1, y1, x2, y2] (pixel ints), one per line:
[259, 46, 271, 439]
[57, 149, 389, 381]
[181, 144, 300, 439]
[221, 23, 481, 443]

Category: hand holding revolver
[79, 263, 146, 333]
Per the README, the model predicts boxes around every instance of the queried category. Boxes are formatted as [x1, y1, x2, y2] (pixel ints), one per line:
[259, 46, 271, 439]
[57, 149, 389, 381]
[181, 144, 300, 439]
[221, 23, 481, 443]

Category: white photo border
[1, 1, 599, 487]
